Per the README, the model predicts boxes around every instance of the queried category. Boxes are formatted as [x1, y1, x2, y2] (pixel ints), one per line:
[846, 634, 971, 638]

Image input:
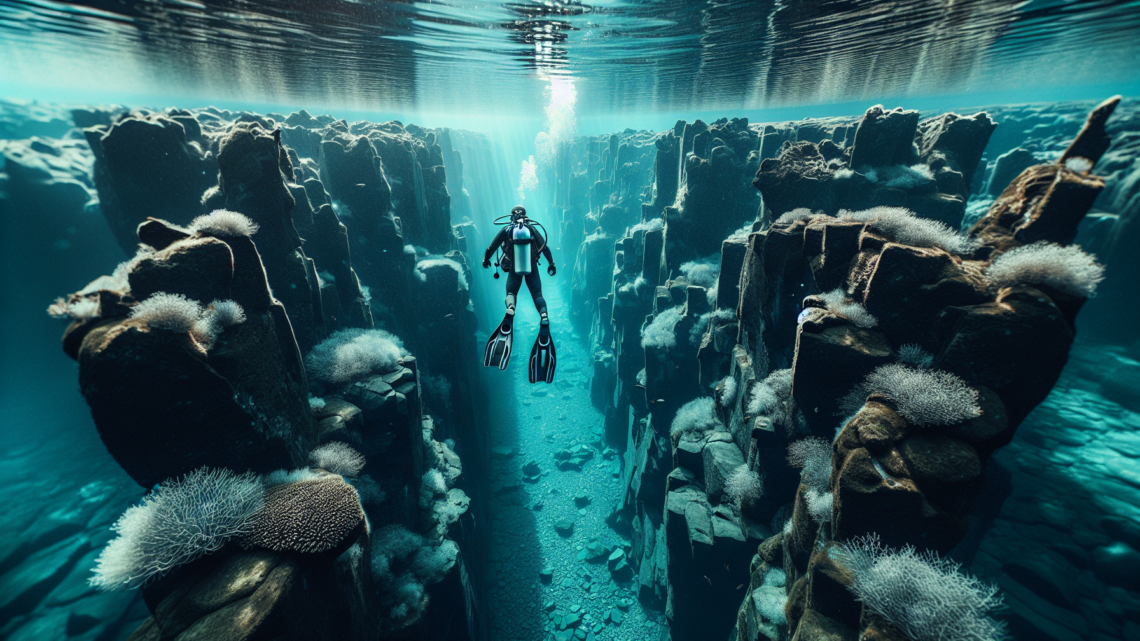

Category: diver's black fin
[484, 314, 514, 370]
[528, 324, 556, 384]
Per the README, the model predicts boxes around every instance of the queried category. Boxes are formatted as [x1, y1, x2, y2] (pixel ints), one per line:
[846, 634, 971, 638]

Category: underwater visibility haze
[1, 1, 1139, 640]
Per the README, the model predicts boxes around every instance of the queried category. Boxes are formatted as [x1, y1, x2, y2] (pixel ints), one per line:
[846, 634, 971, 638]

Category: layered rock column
[732, 97, 1121, 641]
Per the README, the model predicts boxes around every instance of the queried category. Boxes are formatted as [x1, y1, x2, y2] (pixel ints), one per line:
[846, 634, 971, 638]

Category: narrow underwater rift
[2, 84, 1139, 641]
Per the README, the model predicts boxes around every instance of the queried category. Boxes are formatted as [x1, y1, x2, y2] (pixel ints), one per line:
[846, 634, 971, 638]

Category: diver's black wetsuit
[482, 208, 558, 383]
[483, 224, 556, 320]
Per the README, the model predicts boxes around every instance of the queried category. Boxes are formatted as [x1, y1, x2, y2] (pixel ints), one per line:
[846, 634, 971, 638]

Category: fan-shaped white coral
[897, 344, 934, 368]
[836, 534, 1007, 641]
[725, 465, 763, 504]
[90, 467, 264, 590]
[775, 208, 817, 225]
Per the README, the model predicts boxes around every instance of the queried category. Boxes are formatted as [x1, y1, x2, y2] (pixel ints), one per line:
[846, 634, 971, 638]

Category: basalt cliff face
[3, 103, 500, 641]
[540, 97, 1139, 641]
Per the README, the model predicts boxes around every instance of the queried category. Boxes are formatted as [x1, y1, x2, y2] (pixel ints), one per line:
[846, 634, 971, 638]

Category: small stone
[574, 493, 590, 507]
[570, 604, 581, 613]
[522, 460, 542, 482]
[544, 598, 556, 612]
[607, 548, 625, 565]
[554, 518, 574, 535]
[540, 566, 554, 582]
[609, 558, 634, 582]
[584, 540, 610, 562]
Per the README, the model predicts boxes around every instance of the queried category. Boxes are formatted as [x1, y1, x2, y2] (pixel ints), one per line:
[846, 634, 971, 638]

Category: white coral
[725, 465, 763, 504]
[862, 363, 980, 426]
[189, 209, 259, 237]
[670, 397, 717, 437]
[897, 344, 934, 369]
[305, 328, 407, 388]
[309, 442, 366, 476]
[836, 534, 1007, 641]
[818, 289, 878, 328]
[90, 467, 264, 590]
[985, 241, 1104, 298]
[129, 293, 202, 333]
[641, 307, 682, 349]
[787, 437, 832, 490]
[839, 206, 976, 254]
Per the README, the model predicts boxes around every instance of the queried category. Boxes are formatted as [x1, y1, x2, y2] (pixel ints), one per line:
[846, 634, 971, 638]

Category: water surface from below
[2, 0, 1138, 114]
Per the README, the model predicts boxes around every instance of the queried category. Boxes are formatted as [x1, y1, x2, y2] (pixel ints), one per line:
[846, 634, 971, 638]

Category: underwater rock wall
[563, 98, 1139, 641]
[2, 102, 495, 641]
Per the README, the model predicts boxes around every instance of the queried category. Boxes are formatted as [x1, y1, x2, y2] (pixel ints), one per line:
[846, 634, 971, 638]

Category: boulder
[897, 433, 983, 514]
[987, 148, 1038, 197]
[78, 317, 309, 488]
[753, 142, 836, 220]
[832, 447, 965, 553]
[791, 608, 858, 641]
[915, 111, 996, 202]
[90, 114, 215, 254]
[971, 163, 1104, 253]
[849, 106, 919, 168]
[131, 552, 306, 641]
[703, 440, 746, 504]
[935, 285, 1075, 427]
[855, 243, 988, 348]
[792, 321, 893, 432]
[127, 236, 234, 304]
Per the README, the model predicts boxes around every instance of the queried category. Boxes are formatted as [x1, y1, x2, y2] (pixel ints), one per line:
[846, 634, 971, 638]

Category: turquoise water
[2, 1, 1140, 641]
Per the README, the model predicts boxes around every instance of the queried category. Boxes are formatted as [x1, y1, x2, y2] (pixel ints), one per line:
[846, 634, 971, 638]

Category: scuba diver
[482, 206, 557, 383]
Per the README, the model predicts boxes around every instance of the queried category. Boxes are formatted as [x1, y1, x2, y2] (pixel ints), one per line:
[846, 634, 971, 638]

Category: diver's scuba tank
[511, 223, 532, 274]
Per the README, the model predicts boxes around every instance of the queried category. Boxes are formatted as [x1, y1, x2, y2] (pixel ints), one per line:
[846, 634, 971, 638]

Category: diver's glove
[548, 264, 557, 277]
[483, 257, 492, 269]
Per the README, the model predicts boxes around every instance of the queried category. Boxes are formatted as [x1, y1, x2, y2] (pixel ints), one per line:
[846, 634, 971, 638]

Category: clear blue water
[2, 1, 1140, 640]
